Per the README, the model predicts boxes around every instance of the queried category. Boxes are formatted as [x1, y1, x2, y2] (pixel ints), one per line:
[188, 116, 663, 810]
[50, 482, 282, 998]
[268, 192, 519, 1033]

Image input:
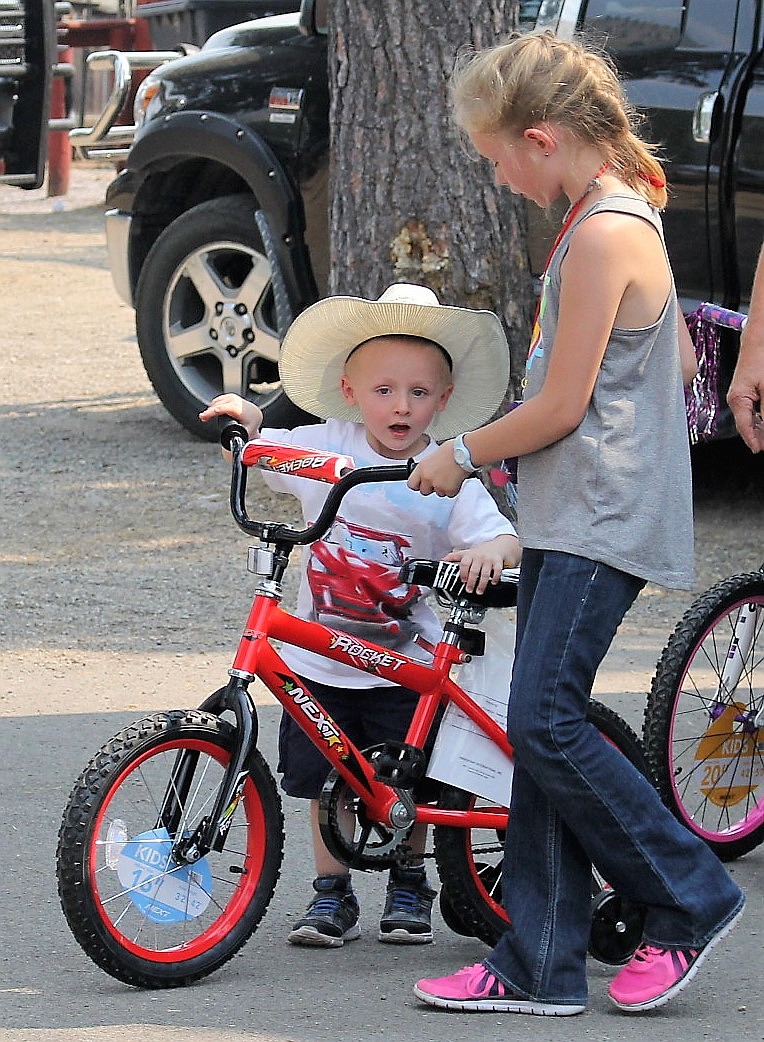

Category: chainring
[318, 752, 417, 871]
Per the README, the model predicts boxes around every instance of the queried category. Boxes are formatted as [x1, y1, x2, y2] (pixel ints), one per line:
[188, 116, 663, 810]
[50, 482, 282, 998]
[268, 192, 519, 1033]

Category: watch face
[454, 437, 473, 470]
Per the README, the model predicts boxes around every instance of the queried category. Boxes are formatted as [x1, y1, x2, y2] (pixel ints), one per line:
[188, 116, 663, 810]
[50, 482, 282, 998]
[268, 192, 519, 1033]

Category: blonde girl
[410, 31, 744, 1017]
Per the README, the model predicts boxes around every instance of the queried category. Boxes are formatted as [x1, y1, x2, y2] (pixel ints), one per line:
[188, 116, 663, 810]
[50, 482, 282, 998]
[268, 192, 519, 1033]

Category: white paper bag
[426, 614, 515, 805]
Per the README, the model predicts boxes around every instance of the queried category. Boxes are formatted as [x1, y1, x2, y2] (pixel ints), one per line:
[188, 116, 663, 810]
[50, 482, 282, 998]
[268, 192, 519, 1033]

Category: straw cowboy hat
[278, 283, 510, 440]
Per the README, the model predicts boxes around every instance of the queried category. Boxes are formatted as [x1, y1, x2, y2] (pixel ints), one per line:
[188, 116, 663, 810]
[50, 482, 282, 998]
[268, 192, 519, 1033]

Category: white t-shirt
[259, 419, 516, 687]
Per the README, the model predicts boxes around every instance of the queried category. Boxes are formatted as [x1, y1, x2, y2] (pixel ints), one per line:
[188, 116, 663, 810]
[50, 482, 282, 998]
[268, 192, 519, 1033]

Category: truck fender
[127, 110, 318, 314]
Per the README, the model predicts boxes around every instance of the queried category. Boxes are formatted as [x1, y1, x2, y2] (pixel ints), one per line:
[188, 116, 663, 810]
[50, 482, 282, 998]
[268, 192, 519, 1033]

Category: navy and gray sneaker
[379, 865, 436, 944]
[288, 874, 361, 948]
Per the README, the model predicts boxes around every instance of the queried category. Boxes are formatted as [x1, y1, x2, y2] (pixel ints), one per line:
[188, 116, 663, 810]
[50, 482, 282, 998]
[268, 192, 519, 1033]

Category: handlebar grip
[219, 420, 249, 450]
[698, 303, 747, 332]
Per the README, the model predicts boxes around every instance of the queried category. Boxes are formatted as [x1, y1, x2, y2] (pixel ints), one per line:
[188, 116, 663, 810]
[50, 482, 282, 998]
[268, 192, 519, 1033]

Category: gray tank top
[517, 194, 694, 590]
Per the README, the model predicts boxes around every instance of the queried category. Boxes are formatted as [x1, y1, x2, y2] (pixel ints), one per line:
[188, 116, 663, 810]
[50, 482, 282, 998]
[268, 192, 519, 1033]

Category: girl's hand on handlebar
[199, 394, 263, 440]
[407, 440, 469, 497]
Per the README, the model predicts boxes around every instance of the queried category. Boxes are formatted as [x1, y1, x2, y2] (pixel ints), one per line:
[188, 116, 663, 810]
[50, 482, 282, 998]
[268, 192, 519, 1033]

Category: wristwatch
[453, 433, 479, 473]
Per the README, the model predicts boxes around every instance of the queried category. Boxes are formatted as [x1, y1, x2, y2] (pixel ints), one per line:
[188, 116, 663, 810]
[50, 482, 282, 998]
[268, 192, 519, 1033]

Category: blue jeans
[485, 549, 744, 1005]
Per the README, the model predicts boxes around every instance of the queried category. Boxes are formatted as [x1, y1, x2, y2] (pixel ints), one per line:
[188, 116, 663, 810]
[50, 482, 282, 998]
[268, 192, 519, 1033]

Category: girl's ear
[524, 126, 555, 155]
[340, 374, 356, 405]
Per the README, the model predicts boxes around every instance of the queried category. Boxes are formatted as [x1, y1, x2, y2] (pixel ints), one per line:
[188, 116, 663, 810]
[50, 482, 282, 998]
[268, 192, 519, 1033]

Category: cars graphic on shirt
[307, 517, 420, 635]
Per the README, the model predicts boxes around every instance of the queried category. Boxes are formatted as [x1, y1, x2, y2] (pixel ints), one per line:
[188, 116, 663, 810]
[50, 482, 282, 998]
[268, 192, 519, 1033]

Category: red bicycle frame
[231, 591, 513, 831]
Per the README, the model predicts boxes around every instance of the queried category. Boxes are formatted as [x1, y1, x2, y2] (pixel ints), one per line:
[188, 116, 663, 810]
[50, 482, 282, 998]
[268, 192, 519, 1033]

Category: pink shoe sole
[413, 964, 585, 1015]
[413, 983, 585, 1015]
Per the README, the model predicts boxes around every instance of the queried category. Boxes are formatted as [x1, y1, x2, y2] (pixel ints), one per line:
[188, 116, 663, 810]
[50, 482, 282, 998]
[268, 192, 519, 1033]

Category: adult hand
[408, 441, 469, 497]
[727, 350, 764, 453]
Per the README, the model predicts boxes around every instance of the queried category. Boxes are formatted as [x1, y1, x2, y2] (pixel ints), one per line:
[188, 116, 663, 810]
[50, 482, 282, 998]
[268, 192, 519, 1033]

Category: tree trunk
[328, 0, 531, 405]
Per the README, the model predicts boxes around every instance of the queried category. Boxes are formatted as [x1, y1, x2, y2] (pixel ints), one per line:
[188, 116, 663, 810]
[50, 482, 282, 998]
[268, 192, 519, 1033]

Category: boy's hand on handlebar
[407, 440, 469, 498]
[199, 394, 263, 440]
[444, 534, 521, 594]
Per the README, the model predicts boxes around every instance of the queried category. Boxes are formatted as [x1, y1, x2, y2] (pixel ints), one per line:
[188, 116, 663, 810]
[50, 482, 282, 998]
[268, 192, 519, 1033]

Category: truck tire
[135, 194, 314, 440]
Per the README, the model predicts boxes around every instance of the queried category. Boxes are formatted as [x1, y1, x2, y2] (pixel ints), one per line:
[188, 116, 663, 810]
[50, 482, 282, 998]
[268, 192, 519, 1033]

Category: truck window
[577, 0, 744, 306]
[580, 0, 684, 52]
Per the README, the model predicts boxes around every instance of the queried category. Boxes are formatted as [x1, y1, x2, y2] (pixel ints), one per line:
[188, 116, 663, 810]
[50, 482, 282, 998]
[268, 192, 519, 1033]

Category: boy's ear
[340, 374, 356, 405]
[436, 383, 455, 413]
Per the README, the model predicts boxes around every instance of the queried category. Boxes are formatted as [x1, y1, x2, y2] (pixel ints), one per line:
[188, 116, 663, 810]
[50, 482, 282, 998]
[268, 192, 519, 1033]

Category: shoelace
[632, 944, 698, 968]
[386, 887, 427, 914]
[309, 895, 350, 917]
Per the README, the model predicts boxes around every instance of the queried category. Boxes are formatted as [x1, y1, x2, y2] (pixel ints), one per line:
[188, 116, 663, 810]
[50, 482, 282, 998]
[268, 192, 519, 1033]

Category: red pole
[47, 44, 72, 198]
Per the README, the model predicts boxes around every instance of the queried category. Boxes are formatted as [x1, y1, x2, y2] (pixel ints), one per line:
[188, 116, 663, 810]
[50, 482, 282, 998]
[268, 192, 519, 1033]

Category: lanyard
[530, 160, 611, 343]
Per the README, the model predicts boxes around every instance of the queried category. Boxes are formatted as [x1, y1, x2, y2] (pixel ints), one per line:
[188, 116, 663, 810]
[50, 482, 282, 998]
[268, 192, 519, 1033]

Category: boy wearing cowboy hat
[201, 283, 519, 949]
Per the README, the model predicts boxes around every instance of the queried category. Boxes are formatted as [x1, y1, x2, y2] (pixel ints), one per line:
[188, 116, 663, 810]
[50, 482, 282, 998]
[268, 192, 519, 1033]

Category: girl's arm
[410, 211, 637, 496]
[679, 313, 699, 386]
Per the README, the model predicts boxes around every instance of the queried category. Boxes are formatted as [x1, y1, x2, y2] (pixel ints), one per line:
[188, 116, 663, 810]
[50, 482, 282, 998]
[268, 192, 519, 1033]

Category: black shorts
[277, 675, 423, 799]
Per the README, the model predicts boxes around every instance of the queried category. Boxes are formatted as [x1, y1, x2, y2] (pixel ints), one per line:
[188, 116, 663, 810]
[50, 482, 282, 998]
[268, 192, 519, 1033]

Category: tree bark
[328, 0, 531, 404]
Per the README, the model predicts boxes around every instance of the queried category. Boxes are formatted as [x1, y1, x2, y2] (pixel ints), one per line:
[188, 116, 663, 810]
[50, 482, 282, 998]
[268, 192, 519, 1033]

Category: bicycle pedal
[370, 743, 426, 786]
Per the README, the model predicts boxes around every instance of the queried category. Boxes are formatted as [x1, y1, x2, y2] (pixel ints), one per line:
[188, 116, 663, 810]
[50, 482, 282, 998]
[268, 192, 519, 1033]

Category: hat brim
[278, 295, 510, 440]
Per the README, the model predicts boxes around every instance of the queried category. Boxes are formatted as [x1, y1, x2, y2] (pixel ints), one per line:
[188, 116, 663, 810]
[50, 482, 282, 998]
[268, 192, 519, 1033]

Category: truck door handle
[693, 91, 721, 144]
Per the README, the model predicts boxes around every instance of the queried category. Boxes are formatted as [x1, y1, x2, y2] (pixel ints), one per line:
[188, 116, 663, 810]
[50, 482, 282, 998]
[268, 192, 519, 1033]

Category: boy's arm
[199, 394, 264, 460]
[199, 393, 264, 438]
[443, 533, 521, 595]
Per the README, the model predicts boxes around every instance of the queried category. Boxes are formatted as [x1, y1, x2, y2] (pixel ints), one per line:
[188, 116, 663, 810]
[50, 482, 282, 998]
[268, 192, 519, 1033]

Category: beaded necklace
[530, 160, 610, 340]
[545, 160, 610, 274]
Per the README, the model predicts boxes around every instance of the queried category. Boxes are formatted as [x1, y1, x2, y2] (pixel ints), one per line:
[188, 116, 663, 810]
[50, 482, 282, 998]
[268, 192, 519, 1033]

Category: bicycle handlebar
[220, 421, 415, 545]
[220, 420, 249, 452]
[698, 303, 747, 331]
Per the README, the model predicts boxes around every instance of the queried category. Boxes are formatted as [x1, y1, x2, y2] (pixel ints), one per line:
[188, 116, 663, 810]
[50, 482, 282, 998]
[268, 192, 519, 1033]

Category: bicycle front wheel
[644, 572, 764, 860]
[57, 709, 284, 988]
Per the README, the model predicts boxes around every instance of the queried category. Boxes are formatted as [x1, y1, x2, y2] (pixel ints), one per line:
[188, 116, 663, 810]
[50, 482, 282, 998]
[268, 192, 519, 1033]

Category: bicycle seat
[399, 560, 518, 608]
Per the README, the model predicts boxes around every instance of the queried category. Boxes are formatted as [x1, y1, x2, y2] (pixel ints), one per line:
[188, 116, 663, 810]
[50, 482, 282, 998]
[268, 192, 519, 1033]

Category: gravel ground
[1, 162, 764, 720]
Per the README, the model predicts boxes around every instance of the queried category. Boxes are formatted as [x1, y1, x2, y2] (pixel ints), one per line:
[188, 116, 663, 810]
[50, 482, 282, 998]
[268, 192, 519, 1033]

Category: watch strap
[453, 433, 478, 473]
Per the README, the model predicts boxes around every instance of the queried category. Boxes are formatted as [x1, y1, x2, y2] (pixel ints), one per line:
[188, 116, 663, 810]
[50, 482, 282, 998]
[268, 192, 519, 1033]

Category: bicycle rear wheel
[433, 699, 647, 961]
[57, 709, 284, 988]
[644, 571, 764, 860]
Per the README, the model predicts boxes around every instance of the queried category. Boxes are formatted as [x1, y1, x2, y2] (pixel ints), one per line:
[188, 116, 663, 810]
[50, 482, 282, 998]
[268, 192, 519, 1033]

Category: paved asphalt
[1, 675, 761, 1042]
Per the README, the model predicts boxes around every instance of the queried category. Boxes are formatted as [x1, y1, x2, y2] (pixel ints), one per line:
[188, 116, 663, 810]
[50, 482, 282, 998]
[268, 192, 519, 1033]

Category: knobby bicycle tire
[57, 709, 284, 988]
[644, 571, 764, 861]
[433, 699, 648, 956]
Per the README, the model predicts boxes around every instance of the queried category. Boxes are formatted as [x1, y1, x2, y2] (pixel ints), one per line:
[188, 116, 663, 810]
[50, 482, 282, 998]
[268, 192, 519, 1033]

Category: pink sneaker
[413, 963, 585, 1015]
[609, 905, 745, 1012]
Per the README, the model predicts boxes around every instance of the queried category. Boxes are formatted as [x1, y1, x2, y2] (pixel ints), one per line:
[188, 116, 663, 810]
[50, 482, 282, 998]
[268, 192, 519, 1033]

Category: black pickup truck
[530, 0, 764, 320]
[0, 0, 56, 190]
[11, 0, 764, 439]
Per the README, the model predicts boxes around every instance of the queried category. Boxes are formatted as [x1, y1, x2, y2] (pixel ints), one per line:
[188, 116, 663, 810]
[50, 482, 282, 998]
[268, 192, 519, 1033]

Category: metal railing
[69, 47, 179, 161]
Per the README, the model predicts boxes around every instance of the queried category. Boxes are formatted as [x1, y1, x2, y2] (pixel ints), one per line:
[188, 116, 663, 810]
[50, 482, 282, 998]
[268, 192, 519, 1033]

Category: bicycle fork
[158, 676, 258, 864]
[715, 601, 763, 730]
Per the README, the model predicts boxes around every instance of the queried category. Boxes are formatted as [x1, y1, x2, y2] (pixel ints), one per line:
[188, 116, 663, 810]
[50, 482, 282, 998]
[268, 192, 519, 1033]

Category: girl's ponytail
[611, 134, 668, 210]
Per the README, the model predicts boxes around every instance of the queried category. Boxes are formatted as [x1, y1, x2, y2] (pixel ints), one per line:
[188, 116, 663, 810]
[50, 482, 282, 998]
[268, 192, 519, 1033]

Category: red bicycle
[57, 422, 648, 987]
